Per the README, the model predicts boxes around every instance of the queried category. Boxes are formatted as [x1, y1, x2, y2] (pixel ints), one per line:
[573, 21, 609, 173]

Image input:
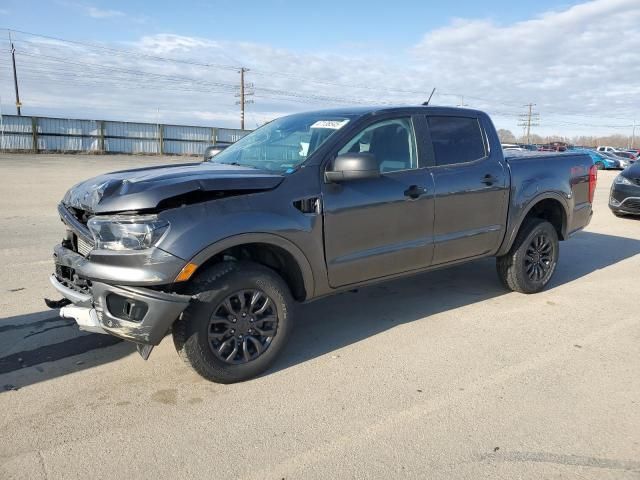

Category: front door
[322, 117, 435, 287]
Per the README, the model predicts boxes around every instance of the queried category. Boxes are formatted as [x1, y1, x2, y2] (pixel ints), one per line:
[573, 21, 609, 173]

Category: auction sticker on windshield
[310, 120, 350, 130]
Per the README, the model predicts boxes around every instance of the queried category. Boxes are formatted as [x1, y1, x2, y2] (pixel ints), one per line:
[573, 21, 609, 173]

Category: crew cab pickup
[48, 106, 596, 383]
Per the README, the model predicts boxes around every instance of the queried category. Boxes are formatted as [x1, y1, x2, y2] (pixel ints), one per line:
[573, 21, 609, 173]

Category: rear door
[426, 114, 509, 265]
[322, 116, 435, 287]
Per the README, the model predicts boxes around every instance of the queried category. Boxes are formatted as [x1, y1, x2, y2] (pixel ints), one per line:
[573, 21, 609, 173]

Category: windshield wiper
[211, 161, 259, 169]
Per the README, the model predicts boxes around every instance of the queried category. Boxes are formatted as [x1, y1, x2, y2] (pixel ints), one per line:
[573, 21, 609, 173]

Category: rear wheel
[496, 219, 559, 294]
[173, 261, 294, 383]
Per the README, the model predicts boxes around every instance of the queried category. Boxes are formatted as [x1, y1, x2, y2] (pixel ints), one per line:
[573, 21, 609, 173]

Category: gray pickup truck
[48, 106, 596, 383]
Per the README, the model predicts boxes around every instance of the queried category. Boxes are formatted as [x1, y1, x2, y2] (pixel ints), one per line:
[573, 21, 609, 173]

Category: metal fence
[0, 115, 250, 155]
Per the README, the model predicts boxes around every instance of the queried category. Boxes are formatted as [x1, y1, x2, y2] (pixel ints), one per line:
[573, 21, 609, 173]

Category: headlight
[87, 215, 170, 251]
[614, 175, 634, 186]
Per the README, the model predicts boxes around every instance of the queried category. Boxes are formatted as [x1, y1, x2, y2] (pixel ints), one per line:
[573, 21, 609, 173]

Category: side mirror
[203, 143, 230, 161]
[325, 153, 380, 182]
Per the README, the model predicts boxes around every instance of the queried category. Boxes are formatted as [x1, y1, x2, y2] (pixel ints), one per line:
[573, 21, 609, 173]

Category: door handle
[404, 185, 427, 199]
[481, 174, 498, 186]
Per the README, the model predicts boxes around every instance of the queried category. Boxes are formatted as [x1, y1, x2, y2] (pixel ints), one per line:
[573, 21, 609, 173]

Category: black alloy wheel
[173, 261, 293, 383]
[496, 218, 559, 294]
[208, 290, 278, 364]
[524, 233, 554, 282]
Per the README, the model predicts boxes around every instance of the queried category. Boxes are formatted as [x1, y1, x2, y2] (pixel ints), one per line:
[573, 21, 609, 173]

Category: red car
[613, 151, 637, 160]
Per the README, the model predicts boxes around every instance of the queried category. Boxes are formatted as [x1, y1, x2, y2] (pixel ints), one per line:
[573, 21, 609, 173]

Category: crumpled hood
[62, 162, 284, 213]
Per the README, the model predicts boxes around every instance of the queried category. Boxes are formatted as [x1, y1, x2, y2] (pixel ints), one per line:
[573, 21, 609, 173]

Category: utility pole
[236, 67, 253, 130]
[518, 103, 539, 145]
[239, 67, 246, 130]
[631, 120, 636, 149]
[9, 33, 21, 116]
[0, 94, 5, 150]
[457, 95, 468, 107]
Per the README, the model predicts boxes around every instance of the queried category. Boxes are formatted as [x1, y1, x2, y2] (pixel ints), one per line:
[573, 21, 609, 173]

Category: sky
[0, 0, 639, 138]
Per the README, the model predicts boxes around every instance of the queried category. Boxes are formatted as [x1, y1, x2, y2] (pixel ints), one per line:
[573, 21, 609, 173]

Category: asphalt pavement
[0, 154, 638, 479]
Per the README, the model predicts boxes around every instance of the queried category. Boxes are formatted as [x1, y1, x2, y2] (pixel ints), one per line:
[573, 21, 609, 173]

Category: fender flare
[498, 191, 570, 255]
[187, 233, 315, 300]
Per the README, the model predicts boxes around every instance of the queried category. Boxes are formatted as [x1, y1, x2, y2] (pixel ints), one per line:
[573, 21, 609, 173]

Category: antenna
[422, 88, 436, 106]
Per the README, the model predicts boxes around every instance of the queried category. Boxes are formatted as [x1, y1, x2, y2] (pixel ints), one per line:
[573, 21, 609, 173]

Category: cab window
[338, 118, 418, 173]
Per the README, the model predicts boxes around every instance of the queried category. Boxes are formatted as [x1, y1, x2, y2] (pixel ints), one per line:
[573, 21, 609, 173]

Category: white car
[597, 146, 620, 153]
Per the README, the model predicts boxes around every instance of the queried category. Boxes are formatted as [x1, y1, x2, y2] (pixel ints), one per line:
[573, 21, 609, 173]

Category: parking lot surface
[1, 153, 639, 479]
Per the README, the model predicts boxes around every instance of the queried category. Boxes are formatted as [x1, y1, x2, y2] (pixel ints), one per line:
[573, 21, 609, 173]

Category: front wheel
[496, 219, 559, 294]
[173, 261, 294, 383]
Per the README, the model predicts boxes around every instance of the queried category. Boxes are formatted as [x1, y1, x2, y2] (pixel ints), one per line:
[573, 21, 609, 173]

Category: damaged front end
[48, 162, 285, 358]
[47, 203, 191, 359]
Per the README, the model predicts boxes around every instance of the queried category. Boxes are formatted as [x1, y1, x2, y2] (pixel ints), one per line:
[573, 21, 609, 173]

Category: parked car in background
[612, 151, 637, 161]
[501, 143, 521, 150]
[538, 145, 556, 152]
[609, 162, 640, 217]
[203, 142, 233, 161]
[573, 148, 622, 170]
[598, 146, 619, 153]
[502, 145, 527, 152]
[600, 151, 631, 169]
[518, 144, 538, 151]
[539, 143, 567, 152]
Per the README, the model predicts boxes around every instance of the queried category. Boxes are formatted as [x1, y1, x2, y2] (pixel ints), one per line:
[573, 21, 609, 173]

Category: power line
[3, 28, 241, 71]
[3, 28, 434, 98]
[2, 28, 639, 134]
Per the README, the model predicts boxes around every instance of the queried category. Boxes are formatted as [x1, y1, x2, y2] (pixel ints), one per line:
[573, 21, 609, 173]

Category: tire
[496, 218, 559, 294]
[173, 261, 294, 383]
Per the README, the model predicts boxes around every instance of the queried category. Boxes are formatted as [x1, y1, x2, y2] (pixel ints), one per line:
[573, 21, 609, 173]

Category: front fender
[187, 232, 316, 300]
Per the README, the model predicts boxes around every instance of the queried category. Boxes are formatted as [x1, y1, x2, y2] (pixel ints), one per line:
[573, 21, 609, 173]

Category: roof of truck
[297, 105, 486, 117]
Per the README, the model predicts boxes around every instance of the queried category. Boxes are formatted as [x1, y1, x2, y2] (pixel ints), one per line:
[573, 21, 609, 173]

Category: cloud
[3, 0, 640, 136]
[412, 0, 640, 133]
[85, 6, 125, 18]
[134, 34, 220, 55]
[55, 2, 126, 19]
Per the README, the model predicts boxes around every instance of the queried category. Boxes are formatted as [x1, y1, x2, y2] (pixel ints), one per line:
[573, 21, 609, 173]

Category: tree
[497, 129, 516, 143]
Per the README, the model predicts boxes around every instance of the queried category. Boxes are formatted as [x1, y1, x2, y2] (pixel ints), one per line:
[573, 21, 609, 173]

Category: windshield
[210, 113, 353, 173]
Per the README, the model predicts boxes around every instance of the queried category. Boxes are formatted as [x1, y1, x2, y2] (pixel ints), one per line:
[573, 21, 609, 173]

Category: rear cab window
[427, 116, 486, 166]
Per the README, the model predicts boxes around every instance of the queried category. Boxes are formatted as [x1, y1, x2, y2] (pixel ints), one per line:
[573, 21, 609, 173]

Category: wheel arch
[500, 193, 569, 255]
[186, 233, 315, 301]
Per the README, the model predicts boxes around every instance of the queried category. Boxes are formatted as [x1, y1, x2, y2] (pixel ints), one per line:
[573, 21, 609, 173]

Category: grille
[634, 178, 640, 186]
[622, 199, 640, 211]
[77, 236, 94, 256]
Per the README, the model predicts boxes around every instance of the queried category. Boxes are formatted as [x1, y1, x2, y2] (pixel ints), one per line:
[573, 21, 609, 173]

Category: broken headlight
[87, 215, 170, 251]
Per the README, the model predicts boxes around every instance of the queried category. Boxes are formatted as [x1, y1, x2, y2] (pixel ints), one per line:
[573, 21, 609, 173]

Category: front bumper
[50, 246, 191, 345]
[609, 182, 640, 216]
